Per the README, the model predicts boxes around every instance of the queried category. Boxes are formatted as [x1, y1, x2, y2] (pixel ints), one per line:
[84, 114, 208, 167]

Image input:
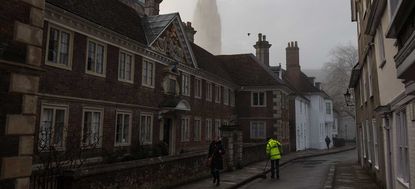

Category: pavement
[173, 145, 356, 189]
[328, 160, 379, 189]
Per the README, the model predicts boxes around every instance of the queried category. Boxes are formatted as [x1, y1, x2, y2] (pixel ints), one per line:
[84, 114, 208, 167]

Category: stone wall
[64, 152, 211, 189]
[0, 0, 44, 189]
[242, 143, 267, 166]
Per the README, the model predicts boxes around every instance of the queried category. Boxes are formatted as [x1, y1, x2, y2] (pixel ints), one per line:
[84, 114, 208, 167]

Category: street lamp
[344, 88, 355, 106]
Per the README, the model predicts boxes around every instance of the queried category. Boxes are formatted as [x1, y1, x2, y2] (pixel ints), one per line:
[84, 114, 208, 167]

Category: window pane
[123, 114, 130, 142]
[59, 32, 70, 65]
[54, 109, 65, 146]
[96, 45, 104, 74]
[116, 114, 123, 143]
[48, 28, 59, 63]
[140, 116, 146, 143]
[259, 93, 264, 105]
[88, 42, 96, 71]
[119, 53, 125, 79]
[253, 93, 258, 105]
[83, 112, 92, 144]
[40, 109, 53, 147]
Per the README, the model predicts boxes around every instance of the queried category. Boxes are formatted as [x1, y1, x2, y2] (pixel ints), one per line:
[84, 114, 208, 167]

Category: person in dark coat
[325, 136, 331, 150]
[208, 137, 225, 186]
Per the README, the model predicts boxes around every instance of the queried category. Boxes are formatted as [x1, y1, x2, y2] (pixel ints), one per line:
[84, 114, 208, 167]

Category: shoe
[213, 178, 216, 183]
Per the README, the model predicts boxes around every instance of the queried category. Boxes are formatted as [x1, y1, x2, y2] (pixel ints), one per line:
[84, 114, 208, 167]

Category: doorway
[163, 118, 175, 155]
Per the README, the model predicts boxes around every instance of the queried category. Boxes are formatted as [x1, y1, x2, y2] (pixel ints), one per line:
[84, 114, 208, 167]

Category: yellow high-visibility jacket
[266, 139, 282, 160]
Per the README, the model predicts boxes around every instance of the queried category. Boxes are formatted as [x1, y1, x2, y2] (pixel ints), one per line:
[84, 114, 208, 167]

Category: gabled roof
[46, 0, 147, 44]
[143, 13, 198, 68]
[190, 43, 234, 82]
[216, 54, 287, 87]
[142, 13, 177, 45]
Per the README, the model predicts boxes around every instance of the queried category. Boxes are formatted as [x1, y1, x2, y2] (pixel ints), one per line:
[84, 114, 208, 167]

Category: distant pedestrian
[266, 137, 282, 179]
[325, 136, 331, 150]
[208, 137, 225, 186]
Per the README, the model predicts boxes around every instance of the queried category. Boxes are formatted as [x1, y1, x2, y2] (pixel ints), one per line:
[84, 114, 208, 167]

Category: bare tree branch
[321, 43, 357, 118]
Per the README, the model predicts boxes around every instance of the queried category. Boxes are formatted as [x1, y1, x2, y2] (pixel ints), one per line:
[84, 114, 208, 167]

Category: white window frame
[142, 59, 155, 88]
[396, 110, 409, 185]
[206, 118, 212, 141]
[181, 116, 190, 142]
[194, 78, 202, 99]
[38, 104, 69, 151]
[45, 24, 74, 70]
[114, 110, 132, 146]
[223, 87, 229, 105]
[252, 91, 266, 107]
[363, 66, 367, 102]
[326, 102, 332, 115]
[194, 117, 202, 141]
[81, 107, 104, 148]
[181, 73, 191, 96]
[367, 52, 373, 97]
[366, 120, 372, 162]
[362, 122, 367, 158]
[372, 118, 379, 169]
[206, 82, 212, 101]
[214, 119, 221, 138]
[118, 51, 135, 83]
[86, 39, 107, 77]
[215, 84, 221, 103]
[230, 89, 235, 107]
[376, 25, 386, 67]
[250, 121, 266, 139]
[140, 113, 153, 145]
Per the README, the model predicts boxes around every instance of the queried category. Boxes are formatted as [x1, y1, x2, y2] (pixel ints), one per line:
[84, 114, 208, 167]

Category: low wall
[242, 143, 266, 166]
[64, 151, 211, 189]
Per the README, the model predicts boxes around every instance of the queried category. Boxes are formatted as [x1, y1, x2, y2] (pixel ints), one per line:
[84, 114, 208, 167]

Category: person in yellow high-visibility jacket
[266, 137, 282, 179]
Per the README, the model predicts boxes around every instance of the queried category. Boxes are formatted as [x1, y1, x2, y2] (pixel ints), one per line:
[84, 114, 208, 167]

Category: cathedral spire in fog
[192, 0, 222, 55]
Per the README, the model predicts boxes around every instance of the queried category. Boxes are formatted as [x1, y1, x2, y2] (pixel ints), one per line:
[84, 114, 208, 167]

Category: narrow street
[240, 150, 358, 189]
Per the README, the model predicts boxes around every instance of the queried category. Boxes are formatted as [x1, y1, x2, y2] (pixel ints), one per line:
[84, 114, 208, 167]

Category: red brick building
[1, 0, 292, 178]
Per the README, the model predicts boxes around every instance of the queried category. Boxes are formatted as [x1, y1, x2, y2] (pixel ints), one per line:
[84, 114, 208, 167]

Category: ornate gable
[144, 13, 197, 68]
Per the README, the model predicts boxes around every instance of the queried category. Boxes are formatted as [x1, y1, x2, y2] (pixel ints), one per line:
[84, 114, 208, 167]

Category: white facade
[298, 94, 335, 150]
[295, 97, 310, 151]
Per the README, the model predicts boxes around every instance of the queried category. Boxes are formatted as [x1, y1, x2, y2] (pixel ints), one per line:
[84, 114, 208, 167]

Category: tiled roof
[190, 43, 234, 82]
[217, 54, 286, 87]
[142, 13, 177, 45]
[46, 0, 147, 44]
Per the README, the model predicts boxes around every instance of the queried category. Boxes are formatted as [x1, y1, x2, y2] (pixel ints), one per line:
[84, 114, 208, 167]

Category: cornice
[45, 3, 176, 66]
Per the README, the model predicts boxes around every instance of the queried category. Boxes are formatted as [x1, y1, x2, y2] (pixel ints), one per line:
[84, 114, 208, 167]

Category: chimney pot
[263, 35, 266, 41]
[295, 41, 298, 47]
[258, 33, 262, 41]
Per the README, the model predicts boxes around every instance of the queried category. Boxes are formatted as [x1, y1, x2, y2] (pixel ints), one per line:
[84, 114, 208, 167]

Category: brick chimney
[183, 22, 197, 43]
[286, 41, 301, 83]
[254, 33, 272, 66]
[144, 0, 163, 16]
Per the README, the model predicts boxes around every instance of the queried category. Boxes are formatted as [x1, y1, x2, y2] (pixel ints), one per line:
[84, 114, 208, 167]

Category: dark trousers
[211, 168, 220, 183]
[270, 159, 280, 178]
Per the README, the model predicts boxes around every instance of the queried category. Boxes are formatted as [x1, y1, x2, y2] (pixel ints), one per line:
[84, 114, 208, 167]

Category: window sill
[45, 62, 72, 71]
[379, 60, 387, 69]
[251, 105, 267, 108]
[118, 79, 134, 84]
[142, 84, 155, 89]
[114, 143, 130, 147]
[396, 177, 409, 188]
[86, 71, 106, 78]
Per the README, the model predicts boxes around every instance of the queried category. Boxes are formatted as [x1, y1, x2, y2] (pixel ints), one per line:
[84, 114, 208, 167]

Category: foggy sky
[160, 0, 357, 70]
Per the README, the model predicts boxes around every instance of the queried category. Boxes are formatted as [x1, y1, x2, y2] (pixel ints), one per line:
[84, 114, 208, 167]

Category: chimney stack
[144, 0, 163, 16]
[315, 82, 321, 90]
[183, 22, 197, 43]
[254, 33, 272, 66]
[286, 41, 301, 81]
